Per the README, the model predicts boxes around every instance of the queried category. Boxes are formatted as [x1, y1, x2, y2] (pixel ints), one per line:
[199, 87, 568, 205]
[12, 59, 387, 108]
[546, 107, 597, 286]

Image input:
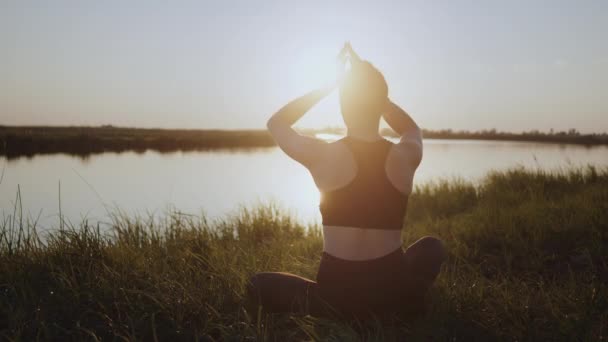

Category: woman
[247, 43, 446, 318]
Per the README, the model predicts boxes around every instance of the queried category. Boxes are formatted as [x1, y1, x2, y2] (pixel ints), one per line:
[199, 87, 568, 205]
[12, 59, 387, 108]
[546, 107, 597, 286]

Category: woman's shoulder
[308, 139, 357, 192]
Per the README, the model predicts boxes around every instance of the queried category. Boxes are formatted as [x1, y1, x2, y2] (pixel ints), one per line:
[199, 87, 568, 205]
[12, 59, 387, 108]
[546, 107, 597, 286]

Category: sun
[289, 53, 338, 91]
[279, 42, 368, 129]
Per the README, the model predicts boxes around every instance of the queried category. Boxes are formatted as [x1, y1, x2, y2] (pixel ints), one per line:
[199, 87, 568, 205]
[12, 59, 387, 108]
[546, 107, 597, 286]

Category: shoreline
[1, 125, 607, 159]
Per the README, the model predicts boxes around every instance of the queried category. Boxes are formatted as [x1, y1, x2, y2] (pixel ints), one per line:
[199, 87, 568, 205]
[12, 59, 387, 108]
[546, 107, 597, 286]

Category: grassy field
[2, 125, 607, 159]
[1, 167, 607, 340]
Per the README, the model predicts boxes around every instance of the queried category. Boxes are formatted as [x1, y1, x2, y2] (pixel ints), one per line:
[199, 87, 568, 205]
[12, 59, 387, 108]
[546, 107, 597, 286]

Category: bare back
[268, 123, 423, 260]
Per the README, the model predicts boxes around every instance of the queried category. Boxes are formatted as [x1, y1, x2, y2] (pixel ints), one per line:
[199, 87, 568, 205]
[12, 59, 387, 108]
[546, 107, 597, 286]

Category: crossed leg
[403, 236, 447, 285]
[246, 236, 447, 316]
[395, 236, 447, 314]
[246, 272, 321, 314]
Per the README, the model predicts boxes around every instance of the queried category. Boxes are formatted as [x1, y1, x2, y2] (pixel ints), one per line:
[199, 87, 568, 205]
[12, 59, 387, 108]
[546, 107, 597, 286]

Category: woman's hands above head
[345, 42, 362, 65]
[336, 42, 365, 86]
[305, 42, 361, 94]
[267, 42, 380, 134]
[337, 42, 363, 71]
[337, 42, 361, 62]
[336, 43, 351, 82]
[337, 42, 349, 65]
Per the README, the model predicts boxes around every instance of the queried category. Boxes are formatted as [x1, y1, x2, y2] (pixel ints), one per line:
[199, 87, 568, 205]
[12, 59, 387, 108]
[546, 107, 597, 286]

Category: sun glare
[282, 43, 360, 128]
[290, 54, 338, 91]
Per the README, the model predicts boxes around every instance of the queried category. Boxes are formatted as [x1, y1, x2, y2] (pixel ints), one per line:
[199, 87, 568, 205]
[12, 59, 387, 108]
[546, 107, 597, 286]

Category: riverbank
[0, 126, 276, 159]
[1, 125, 607, 159]
[1, 168, 607, 340]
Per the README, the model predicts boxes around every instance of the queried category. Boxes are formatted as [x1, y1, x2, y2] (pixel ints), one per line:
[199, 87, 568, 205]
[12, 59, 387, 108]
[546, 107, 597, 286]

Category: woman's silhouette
[248, 43, 446, 318]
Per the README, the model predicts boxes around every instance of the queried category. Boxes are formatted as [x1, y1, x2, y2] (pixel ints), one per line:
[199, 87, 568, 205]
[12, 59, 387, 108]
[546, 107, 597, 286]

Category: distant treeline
[398, 128, 608, 145]
[306, 127, 608, 146]
[1, 125, 607, 159]
[0, 125, 275, 159]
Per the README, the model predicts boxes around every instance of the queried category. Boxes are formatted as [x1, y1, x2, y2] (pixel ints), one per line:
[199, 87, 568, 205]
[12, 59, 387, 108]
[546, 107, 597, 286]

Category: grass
[1, 167, 607, 340]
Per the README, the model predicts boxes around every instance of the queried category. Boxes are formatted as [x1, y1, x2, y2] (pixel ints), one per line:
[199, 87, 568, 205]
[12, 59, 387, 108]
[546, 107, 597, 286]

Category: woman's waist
[322, 225, 403, 261]
[317, 239, 404, 287]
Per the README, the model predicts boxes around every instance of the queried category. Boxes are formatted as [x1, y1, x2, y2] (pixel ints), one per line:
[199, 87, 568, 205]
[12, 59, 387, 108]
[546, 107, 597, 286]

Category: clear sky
[1, 0, 607, 132]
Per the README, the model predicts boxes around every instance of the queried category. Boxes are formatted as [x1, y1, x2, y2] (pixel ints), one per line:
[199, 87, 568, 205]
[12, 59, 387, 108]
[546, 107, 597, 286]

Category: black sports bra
[319, 136, 408, 230]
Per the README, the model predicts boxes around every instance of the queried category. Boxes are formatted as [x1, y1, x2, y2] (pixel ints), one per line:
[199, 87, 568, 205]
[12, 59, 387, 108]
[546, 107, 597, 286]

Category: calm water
[1, 139, 607, 230]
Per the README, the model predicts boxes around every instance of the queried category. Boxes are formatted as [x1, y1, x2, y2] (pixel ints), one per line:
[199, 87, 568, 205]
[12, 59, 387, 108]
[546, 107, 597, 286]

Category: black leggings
[247, 236, 446, 318]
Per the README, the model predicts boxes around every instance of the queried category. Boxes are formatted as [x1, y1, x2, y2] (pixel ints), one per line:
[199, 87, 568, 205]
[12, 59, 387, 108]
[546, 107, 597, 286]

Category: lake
[1, 138, 607, 231]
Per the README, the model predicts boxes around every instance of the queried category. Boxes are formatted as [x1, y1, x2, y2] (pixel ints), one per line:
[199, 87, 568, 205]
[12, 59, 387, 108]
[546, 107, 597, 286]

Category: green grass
[1, 167, 607, 340]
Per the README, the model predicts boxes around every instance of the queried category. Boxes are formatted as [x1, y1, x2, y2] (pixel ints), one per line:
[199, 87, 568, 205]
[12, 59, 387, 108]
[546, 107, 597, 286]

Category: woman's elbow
[266, 115, 284, 132]
[266, 116, 276, 131]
